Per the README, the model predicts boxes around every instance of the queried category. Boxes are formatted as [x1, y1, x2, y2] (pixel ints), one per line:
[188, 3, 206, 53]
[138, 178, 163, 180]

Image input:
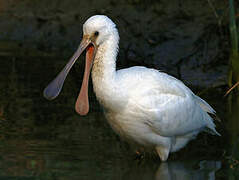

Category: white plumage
[44, 15, 220, 161]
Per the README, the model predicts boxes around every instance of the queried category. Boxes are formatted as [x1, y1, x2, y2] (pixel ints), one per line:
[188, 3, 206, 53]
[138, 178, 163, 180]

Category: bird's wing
[118, 67, 216, 137]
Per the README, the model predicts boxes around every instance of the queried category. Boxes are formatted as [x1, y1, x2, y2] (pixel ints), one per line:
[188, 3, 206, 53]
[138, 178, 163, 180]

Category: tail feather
[195, 95, 215, 114]
[204, 112, 221, 136]
[195, 95, 221, 136]
[208, 112, 221, 122]
[204, 126, 221, 136]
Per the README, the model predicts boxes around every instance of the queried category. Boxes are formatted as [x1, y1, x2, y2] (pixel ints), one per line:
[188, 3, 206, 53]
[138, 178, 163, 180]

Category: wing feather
[117, 66, 218, 137]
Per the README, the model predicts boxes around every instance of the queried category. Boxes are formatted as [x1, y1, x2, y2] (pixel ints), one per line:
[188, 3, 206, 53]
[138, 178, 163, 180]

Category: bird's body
[44, 15, 220, 161]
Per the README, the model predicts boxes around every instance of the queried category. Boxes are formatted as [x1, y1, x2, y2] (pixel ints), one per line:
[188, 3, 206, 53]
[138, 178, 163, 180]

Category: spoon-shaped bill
[43, 37, 91, 100]
[75, 45, 95, 115]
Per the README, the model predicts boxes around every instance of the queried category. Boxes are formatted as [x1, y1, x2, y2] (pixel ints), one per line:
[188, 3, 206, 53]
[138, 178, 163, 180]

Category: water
[0, 56, 238, 179]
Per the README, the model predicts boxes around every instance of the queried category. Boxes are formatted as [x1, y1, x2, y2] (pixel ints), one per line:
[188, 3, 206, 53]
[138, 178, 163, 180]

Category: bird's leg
[134, 148, 145, 160]
[156, 146, 170, 162]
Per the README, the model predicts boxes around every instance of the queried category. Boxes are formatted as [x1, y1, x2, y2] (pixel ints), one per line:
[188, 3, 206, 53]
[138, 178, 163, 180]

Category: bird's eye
[94, 31, 99, 36]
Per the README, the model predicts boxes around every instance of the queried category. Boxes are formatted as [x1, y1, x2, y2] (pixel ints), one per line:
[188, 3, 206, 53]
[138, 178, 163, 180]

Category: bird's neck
[92, 31, 119, 80]
[91, 32, 120, 109]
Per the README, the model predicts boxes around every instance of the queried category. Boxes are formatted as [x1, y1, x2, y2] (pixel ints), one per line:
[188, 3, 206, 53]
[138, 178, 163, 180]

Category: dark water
[0, 56, 238, 180]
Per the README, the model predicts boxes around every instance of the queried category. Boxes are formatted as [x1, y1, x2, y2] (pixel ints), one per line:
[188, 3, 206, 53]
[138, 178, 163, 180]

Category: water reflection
[156, 161, 221, 180]
[0, 140, 222, 180]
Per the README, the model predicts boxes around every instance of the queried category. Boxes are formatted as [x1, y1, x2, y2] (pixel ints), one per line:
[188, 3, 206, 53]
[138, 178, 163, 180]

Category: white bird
[43, 15, 220, 161]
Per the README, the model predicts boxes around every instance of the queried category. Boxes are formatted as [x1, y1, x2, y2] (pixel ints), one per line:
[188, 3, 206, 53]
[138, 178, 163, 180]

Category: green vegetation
[228, 0, 239, 91]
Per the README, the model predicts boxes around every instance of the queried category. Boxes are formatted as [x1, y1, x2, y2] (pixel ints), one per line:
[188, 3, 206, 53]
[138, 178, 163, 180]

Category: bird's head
[43, 15, 117, 115]
[83, 15, 117, 46]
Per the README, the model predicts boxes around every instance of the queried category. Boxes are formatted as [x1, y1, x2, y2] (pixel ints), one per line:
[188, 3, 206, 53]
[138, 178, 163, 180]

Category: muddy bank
[0, 0, 229, 88]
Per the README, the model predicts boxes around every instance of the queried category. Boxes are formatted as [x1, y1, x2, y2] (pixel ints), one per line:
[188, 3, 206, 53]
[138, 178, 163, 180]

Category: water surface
[0, 56, 238, 179]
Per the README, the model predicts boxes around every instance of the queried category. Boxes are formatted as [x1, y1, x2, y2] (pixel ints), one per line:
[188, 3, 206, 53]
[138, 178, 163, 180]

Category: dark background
[0, 0, 229, 87]
[0, 1, 236, 179]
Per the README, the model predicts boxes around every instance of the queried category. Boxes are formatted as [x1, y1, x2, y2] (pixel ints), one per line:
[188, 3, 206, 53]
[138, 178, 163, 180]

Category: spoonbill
[43, 15, 220, 161]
